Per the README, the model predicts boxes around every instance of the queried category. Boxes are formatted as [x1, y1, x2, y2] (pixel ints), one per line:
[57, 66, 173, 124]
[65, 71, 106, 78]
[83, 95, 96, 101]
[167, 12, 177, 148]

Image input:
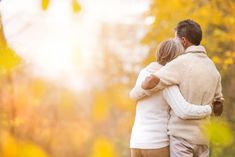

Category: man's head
[175, 19, 202, 49]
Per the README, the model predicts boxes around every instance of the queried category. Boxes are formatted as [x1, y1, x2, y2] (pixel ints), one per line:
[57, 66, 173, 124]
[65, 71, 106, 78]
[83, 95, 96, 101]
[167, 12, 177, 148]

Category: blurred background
[0, 0, 234, 157]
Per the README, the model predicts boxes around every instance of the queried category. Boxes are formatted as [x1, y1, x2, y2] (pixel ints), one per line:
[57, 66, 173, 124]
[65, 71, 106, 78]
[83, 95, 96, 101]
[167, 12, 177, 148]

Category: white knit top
[129, 62, 212, 149]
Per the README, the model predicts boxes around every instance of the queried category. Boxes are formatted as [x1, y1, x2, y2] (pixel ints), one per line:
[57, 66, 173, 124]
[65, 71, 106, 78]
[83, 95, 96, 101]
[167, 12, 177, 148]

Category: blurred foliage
[0, 0, 235, 157]
[90, 137, 118, 157]
[143, 0, 235, 70]
[41, 0, 50, 11]
[1, 132, 48, 157]
[0, 22, 21, 73]
[0, 17, 135, 156]
[203, 118, 233, 147]
[72, 0, 81, 13]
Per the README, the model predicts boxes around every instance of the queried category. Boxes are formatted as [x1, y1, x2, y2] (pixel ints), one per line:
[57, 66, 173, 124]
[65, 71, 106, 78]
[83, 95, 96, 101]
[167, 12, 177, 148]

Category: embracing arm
[142, 56, 185, 95]
[163, 86, 212, 119]
[129, 69, 149, 101]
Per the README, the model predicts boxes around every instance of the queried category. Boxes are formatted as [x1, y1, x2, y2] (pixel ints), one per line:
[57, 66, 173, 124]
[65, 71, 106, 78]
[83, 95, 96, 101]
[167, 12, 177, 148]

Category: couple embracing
[129, 19, 224, 157]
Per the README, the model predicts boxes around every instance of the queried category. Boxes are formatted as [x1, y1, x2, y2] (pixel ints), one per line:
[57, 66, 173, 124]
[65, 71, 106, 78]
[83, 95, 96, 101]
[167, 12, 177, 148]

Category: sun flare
[0, 0, 148, 91]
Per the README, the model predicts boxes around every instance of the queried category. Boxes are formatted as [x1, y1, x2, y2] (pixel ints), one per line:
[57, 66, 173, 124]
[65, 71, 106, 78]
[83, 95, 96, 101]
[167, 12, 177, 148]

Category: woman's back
[130, 62, 170, 149]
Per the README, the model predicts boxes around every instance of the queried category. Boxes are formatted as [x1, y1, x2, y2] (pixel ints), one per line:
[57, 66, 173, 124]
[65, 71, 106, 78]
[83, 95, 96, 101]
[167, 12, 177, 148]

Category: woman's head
[156, 38, 184, 65]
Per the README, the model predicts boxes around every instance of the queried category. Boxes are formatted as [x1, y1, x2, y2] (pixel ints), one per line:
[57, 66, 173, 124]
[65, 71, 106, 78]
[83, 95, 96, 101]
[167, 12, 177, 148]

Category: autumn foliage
[0, 0, 235, 157]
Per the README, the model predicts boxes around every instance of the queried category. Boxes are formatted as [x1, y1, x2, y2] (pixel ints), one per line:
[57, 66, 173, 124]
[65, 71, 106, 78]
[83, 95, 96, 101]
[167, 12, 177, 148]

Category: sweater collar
[185, 45, 206, 54]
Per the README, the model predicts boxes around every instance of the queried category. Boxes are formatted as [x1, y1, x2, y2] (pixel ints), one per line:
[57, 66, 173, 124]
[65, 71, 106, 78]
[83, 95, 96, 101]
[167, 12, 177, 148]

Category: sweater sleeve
[214, 75, 224, 102]
[163, 85, 212, 120]
[129, 68, 149, 101]
[144, 56, 186, 95]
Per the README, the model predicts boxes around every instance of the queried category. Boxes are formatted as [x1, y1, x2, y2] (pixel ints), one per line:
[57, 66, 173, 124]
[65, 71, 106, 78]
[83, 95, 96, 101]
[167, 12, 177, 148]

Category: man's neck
[185, 45, 206, 53]
[184, 43, 193, 49]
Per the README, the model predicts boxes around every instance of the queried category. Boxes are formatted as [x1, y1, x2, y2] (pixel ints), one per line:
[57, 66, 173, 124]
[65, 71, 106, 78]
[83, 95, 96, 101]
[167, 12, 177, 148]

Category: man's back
[179, 53, 220, 105]
[163, 52, 221, 145]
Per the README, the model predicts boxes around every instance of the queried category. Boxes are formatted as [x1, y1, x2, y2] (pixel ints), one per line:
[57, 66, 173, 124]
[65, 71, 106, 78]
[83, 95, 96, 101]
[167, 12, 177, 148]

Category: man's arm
[212, 75, 224, 116]
[163, 86, 212, 119]
[142, 56, 186, 94]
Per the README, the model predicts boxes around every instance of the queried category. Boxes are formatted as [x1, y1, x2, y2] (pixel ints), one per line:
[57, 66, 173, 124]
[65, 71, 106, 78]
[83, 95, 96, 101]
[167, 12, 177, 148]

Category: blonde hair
[156, 38, 184, 65]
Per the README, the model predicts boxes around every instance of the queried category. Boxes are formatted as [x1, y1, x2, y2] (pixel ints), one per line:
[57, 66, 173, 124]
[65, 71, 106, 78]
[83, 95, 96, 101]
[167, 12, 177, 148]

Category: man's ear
[181, 37, 187, 47]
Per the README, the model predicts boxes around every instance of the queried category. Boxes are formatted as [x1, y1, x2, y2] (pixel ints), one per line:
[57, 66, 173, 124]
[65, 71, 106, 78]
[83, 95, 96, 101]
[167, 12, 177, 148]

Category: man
[138, 19, 224, 157]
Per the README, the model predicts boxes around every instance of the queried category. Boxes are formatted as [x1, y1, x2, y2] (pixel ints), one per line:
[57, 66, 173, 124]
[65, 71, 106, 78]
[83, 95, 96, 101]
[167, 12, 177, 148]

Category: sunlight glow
[0, 0, 149, 91]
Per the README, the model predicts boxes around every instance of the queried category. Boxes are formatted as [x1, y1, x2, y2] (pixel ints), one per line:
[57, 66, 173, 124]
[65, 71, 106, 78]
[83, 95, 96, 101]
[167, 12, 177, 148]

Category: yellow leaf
[212, 56, 221, 64]
[17, 142, 48, 157]
[72, 0, 81, 13]
[42, 0, 50, 11]
[1, 132, 18, 157]
[224, 57, 233, 65]
[0, 47, 21, 72]
[0, 22, 21, 72]
[90, 137, 118, 157]
[1, 132, 48, 157]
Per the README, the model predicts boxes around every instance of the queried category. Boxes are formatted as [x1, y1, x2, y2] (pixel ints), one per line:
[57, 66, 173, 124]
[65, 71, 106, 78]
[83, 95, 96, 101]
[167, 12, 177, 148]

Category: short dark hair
[175, 19, 202, 45]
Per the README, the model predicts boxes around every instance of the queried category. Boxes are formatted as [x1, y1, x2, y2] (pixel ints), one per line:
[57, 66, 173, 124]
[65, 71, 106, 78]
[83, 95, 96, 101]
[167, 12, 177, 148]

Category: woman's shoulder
[146, 62, 163, 72]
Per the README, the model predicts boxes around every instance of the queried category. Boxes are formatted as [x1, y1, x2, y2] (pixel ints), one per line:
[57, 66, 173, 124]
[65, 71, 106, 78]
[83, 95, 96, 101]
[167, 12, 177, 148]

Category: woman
[129, 39, 212, 157]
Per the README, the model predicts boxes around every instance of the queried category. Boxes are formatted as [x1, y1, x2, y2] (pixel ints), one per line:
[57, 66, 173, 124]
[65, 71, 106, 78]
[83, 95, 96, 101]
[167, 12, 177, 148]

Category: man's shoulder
[174, 53, 195, 61]
[165, 54, 191, 66]
[203, 56, 221, 76]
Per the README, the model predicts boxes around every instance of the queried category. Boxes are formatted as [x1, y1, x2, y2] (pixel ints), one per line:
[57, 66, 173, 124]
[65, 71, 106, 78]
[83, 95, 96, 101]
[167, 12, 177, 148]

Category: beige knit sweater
[141, 45, 223, 145]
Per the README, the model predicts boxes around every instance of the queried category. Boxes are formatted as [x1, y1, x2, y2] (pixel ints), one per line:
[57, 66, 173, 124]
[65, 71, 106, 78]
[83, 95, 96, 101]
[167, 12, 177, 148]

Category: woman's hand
[141, 74, 160, 90]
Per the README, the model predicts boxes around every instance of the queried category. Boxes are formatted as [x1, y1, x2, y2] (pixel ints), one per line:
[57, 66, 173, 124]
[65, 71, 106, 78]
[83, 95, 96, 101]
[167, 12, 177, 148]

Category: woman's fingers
[141, 75, 160, 90]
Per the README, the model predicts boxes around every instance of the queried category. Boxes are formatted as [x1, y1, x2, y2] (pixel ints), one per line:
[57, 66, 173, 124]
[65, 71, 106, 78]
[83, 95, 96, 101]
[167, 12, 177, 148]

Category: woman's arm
[129, 68, 149, 101]
[142, 56, 185, 94]
[163, 85, 212, 119]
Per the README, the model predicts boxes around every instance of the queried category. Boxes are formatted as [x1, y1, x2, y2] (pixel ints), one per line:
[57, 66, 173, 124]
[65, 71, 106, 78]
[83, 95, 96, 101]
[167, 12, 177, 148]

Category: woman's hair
[156, 38, 184, 65]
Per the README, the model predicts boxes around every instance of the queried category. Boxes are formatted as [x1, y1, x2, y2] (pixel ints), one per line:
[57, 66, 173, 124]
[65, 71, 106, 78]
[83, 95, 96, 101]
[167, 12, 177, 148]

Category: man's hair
[175, 19, 202, 45]
[156, 38, 184, 65]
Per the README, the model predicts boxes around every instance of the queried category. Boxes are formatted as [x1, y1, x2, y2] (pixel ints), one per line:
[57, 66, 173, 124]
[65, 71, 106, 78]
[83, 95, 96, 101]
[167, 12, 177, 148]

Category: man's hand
[141, 74, 160, 90]
[212, 100, 223, 116]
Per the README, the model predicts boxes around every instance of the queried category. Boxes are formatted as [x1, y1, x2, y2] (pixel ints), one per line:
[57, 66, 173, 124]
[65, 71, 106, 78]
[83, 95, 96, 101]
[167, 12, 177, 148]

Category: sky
[0, 0, 149, 91]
